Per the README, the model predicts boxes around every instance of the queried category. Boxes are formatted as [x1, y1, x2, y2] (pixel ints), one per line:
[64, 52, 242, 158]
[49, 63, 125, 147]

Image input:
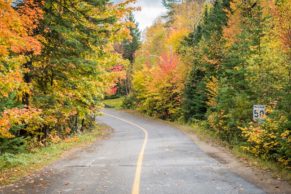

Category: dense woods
[0, 0, 135, 153]
[125, 0, 291, 167]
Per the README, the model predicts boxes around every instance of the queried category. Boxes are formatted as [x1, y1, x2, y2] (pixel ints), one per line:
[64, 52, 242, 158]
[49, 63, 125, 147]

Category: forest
[120, 0, 291, 168]
[0, 0, 290, 173]
[0, 0, 135, 154]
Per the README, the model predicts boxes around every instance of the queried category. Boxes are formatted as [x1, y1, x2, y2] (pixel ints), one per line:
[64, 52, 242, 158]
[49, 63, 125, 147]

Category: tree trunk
[23, 59, 32, 106]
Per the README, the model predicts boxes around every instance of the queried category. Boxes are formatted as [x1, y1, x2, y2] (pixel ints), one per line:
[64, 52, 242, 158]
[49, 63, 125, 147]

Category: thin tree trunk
[23, 59, 32, 106]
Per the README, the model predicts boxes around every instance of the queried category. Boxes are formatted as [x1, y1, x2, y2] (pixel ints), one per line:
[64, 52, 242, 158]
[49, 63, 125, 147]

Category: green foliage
[0, 0, 134, 154]
[122, 14, 141, 64]
[103, 97, 125, 109]
[122, 95, 138, 109]
[128, 0, 291, 168]
[183, 69, 207, 121]
[182, 0, 291, 166]
[0, 153, 27, 168]
[182, 0, 229, 121]
[0, 137, 28, 154]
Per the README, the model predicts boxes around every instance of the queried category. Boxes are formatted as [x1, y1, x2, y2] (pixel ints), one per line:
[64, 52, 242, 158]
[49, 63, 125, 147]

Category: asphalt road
[1, 109, 265, 194]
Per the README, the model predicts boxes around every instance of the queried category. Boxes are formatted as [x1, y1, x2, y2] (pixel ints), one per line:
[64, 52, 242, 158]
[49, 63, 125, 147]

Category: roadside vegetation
[103, 97, 125, 109]
[110, 0, 291, 175]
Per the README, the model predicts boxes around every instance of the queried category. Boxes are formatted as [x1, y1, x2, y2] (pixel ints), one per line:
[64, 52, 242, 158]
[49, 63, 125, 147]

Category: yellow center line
[102, 112, 148, 194]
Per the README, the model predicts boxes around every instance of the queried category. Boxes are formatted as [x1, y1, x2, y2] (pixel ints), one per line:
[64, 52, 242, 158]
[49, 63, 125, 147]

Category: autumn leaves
[0, 0, 134, 151]
[125, 0, 291, 167]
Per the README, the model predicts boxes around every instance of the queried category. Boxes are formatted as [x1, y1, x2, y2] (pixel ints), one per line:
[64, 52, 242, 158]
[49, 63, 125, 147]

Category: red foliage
[106, 64, 126, 96]
[151, 52, 181, 84]
[107, 86, 118, 96]
[111, 64, 124, 72]
[158, 52, 179, 74]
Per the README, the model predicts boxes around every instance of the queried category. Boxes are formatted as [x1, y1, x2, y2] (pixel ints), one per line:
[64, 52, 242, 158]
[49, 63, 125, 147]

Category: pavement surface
[0, 109, 266, 194]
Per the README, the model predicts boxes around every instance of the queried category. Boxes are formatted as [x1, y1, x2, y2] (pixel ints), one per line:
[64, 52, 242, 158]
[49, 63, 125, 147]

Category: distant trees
[126, 0, 203, 119]
[121, 14, 141, 94]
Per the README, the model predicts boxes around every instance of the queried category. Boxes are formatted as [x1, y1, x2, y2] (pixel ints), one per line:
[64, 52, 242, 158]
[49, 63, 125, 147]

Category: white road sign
[253, 105, 266, 122]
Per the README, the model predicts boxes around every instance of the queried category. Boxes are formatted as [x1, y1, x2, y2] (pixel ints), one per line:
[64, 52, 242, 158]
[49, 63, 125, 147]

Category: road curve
[0, 109, 265, 194]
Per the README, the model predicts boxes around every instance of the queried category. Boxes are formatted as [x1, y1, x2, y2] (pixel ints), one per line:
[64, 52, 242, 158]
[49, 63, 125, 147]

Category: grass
[0, 124, 110, 186]
[103, 97, 124, 109]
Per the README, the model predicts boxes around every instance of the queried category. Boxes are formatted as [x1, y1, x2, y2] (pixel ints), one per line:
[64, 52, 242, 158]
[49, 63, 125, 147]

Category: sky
[114, 0, 167, 32]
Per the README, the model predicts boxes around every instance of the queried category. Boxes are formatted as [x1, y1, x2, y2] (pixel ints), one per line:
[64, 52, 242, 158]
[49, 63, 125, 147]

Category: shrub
[241, 110, 291, 167]
[0, 137, 28, 154]
[0, 153, 27, 168]
[122, 95, 137, 109]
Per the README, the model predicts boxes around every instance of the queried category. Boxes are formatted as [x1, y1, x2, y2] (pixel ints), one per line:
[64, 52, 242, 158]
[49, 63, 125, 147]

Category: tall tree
[0, 0, 135, 152]
[182, 0, 229, 121]
[121, 14, 141, 94]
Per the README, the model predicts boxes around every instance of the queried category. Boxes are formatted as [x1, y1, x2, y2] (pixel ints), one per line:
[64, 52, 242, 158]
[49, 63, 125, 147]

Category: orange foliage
[158, 53, 179, 75]
[0, 0, 43, 98]
[276, 1, 291, 53]
[148, 52, 185, 97]
[223, 0, 241, 47]
[17, 0, 44, 33]
[0, 107, 43, 138]
[0, 0, 43, 56]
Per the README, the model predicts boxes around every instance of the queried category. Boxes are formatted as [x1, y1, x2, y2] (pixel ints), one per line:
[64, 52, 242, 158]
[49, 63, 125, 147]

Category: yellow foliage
[240, 112, 290, 166]
[166, 29, 189, 52]
[0, 108, 43, 138]
[64, 136, 79, 143]
[207, 110, 227, 132]
[223, 0, 242, 47]
[48, 132, 62, 144]
[171, 1, 203, 31]
[206, 76, 218, 107]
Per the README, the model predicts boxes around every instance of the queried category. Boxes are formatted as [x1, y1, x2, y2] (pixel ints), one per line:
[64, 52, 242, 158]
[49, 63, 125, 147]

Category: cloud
[113, 0, 167, 31]
[134, 0, 167, 31]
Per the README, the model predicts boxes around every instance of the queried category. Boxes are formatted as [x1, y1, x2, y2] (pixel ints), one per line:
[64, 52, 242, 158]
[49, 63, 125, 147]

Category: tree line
[124, 0, 291, 167]
[0, 0, 135, 153]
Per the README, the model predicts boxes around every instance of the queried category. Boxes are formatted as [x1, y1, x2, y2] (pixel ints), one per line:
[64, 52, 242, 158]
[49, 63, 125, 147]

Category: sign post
[253, 105, 266, 123]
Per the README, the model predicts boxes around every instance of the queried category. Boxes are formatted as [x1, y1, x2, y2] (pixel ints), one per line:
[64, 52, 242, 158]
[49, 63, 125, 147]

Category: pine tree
[182, 0, 229, 121]
[162, 0, 179, 27]
[121, 14, 141, 94]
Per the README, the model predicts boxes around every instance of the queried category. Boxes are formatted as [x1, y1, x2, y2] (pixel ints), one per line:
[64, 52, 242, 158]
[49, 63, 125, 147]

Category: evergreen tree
[0, 0, 134, 151]
[162, 0, 179, 27]
[122, 14, 141, 94]
[182, 0, 229, 121]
